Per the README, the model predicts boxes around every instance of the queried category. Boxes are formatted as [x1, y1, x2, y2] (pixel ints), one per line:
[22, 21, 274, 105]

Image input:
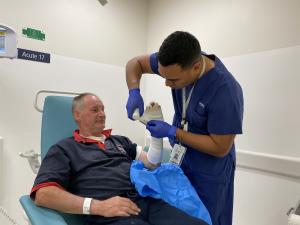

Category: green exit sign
[22, 27, 45, 41]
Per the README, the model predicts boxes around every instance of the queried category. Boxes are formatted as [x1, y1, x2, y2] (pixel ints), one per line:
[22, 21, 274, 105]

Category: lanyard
[181, 56, 206, 130]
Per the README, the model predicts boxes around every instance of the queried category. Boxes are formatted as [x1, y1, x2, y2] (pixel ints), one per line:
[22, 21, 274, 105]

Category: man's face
[158, 61, 201, 89]
[75, 95, 106, 136]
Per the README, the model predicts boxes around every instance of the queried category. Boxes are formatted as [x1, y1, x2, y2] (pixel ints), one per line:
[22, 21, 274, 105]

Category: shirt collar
[73, 129, 112, 149]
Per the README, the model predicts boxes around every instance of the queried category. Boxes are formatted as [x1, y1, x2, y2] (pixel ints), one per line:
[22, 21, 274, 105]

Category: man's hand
[126, 88, 144, 120]
[146, 120, 177, 139]
[92, 196, 141, 217]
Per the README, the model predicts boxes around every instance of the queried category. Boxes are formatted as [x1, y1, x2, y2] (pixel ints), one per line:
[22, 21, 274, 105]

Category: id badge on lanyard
[170, 88, 188, 166]
[169, 117, 187, 165]
[170, 56, 206, 166]
[170, 143, 186, 165]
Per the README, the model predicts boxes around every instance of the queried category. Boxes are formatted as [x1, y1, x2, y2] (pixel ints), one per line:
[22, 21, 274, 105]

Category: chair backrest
[40, 95, 84, 225]
[41, 96, 78, 159]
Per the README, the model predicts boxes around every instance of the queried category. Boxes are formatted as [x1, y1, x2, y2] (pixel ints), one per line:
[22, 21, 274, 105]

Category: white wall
[144, 0, 300, 134]
[147, 0, 300, 56]
[0, 137, 2, 204]
[227, 46, 300, 225]
[0, 1, 148, 224]
[223, 46, 300, 157]
[145, 1, 300, 225]
[1, 0, 300, 224]
[234, 168, 300, 225]
[0, 55, 146, 225]
[1, 0, 148, 66]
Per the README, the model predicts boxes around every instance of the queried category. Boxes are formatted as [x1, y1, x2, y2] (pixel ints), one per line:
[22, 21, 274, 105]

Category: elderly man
[30, 93, 208, 225]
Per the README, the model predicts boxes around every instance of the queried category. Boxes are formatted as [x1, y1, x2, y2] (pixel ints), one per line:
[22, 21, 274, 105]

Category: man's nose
[98, 110, 105, 116]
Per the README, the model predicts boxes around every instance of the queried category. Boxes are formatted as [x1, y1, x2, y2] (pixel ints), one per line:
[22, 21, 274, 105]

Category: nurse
[125, 31, 244, 225]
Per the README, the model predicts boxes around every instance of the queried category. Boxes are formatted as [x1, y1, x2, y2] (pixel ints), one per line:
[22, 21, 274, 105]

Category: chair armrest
[19, 195, 68, 225]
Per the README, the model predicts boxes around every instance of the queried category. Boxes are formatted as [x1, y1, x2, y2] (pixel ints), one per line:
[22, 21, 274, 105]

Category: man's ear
[73, 111, 80, 123]
[192, 60, 201, 72]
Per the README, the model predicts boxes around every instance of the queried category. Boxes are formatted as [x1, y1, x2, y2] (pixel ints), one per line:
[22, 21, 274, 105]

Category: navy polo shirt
[31, 130, 138, 200]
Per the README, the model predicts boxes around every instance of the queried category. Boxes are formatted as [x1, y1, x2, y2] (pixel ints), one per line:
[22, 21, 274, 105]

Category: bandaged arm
[136, 136, 163, 169]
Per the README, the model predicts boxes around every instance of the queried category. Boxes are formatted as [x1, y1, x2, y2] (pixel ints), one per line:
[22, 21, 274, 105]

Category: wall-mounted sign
[17, 48, 50, 63]
[22, 27, 45, 41]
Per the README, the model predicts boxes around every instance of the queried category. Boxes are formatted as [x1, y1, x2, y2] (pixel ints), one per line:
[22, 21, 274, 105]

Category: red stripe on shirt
[30, 181, 65, 199]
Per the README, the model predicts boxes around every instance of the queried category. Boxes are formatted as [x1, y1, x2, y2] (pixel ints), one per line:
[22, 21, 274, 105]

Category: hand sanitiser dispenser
[0, 24, 17, 59]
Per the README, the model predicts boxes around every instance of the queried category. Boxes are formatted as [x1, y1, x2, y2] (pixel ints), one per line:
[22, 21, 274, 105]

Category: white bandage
[135, 145, 143, 160]
[147, 136, 163, 164]
[132, 102, 164, 125]
[83, 197, 92, 215]
[132, 108, 141, 121]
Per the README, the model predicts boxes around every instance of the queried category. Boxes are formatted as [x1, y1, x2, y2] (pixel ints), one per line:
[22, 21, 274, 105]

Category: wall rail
[236, 149, 300, 179]
[147, 137, 300, 179]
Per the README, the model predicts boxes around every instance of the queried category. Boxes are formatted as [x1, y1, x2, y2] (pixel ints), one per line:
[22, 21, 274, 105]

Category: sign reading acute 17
[17, 48, 50, 63]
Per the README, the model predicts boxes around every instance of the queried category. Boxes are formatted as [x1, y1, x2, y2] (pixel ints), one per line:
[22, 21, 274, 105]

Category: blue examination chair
[20, 94, 85, 225]
[19, 93, 171, 225]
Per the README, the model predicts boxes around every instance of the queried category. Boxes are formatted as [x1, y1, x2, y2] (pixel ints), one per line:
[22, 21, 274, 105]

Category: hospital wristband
[83, 197, 93, 215]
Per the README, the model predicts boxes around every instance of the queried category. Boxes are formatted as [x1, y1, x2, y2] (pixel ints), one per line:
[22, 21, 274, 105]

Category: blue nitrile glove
[126, 88, 144, 120]
[168, 136, 177, 147]
[146, 120, 177, 139]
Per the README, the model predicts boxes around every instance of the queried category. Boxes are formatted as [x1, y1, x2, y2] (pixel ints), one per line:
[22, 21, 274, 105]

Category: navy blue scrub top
[150, 52, 243, 225]
[150, 52, 243, 166]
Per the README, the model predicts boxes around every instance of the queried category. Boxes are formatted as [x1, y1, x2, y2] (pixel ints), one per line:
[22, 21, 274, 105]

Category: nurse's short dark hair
[72, 92, 98, 113]
[158, 31, 201, 69]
